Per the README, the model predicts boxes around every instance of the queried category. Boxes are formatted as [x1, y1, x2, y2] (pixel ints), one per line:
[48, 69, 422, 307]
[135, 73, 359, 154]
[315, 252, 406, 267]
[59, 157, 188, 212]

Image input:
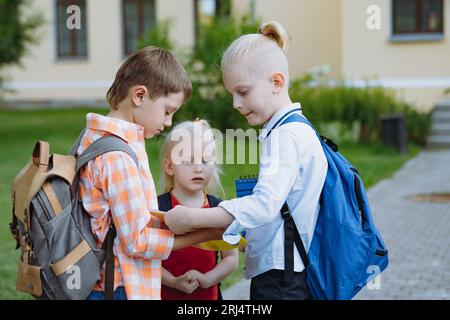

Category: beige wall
[3, 0, 194, 102]
[234, 0, 342, 79]
[3, 0, 448, 111]
[341, 0, 450, 110]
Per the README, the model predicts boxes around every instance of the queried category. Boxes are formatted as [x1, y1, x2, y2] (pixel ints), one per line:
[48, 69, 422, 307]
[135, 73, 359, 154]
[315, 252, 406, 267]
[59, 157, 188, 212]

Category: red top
[161, 192, 219, 300]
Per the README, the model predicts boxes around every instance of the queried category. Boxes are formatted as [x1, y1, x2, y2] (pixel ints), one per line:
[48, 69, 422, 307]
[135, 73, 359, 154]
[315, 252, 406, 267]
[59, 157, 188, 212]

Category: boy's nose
[233, 101, 243, 110]
[233, 96, 243, 110]
[164, 117, 172, 128]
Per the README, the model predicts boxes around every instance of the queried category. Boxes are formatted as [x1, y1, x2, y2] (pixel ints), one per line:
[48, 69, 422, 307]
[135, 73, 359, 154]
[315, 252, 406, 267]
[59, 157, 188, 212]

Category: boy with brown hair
[77, 46, 222, 300]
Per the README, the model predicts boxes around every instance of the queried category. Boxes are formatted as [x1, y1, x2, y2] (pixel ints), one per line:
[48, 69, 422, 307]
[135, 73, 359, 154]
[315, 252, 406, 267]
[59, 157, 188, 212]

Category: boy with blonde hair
[165, 22, 328, 300]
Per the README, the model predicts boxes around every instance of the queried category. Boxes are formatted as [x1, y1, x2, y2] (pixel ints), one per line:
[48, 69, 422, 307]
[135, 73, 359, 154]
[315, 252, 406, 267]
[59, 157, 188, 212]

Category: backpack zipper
[35, 191, 54, 222]
[352, 171, 364, 225]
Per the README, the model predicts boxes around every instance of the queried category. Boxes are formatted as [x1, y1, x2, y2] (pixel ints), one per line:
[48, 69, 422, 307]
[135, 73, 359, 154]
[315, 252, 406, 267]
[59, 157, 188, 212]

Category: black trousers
[250, 269, 312, 300]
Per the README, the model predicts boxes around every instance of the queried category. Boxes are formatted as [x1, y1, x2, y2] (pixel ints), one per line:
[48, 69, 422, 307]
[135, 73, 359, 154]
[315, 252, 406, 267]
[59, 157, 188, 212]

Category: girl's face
[165, 134, 215, 193]
[133, 91, 185, 138]
[222, 65, 277, 126]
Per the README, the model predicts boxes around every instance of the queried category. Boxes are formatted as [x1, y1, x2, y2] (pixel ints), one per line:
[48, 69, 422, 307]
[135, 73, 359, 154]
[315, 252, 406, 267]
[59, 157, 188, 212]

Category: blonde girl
[158, 119, 238, 300]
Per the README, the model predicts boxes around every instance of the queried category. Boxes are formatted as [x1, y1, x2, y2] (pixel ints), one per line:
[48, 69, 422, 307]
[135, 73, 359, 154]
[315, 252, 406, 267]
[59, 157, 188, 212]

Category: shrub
[289, 75, 431, 145]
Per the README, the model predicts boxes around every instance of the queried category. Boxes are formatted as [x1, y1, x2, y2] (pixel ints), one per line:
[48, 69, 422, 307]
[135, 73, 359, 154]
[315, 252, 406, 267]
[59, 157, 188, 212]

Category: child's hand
[210, 228, 226, 240]
[173, 274, 200, 294]
[165, 205, 194, 234]
[184, 270, 213, 289]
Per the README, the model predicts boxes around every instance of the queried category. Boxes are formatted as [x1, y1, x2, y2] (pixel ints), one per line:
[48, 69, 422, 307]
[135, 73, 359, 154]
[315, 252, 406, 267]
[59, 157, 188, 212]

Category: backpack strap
[158, 192, 224, 300]
[158, 193, 223, 211]
[68, 128, 87, 156]
[205, 194, 224, 300]
[281, 202, 310, 283]
[272, 114, 318, 283]
[75, 135, 138, 172]
[70, 132, 138, 300]
[206, 194, 222, 207]
[266, 108, 303, 138]
[278, 114, 338, 152]
[157, 192, 172, 212]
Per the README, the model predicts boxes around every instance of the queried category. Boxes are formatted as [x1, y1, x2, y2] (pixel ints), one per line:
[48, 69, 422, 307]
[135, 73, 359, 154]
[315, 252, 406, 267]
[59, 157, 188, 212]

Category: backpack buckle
[280, 204, 291, 220]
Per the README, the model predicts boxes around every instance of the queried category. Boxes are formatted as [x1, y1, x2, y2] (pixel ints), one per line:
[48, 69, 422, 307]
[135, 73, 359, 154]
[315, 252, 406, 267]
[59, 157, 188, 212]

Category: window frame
[392, 0, 444, 35]
[193, 0, 231, 43]
[122, 0, 156, 56]
[55, 0, 88, 60]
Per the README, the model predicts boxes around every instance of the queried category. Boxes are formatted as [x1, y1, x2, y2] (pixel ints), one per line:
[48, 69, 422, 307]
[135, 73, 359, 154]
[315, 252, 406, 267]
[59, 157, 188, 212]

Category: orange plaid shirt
[77, 113, 174, 300]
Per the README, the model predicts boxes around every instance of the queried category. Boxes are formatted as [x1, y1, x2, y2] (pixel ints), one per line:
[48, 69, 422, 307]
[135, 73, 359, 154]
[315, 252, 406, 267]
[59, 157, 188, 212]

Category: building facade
[2, 0, 449, 110]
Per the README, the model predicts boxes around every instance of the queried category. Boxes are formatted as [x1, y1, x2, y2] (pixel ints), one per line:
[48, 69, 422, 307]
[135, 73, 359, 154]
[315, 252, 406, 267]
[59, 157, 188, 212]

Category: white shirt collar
[259, 103, 302, 141]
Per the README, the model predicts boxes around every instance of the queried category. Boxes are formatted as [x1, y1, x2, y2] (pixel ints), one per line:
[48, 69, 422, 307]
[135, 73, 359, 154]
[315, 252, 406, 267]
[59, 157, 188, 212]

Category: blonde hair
[107, 46, 192, 110]
[221, 21, 290, 78]
[159, 119, 225, 198]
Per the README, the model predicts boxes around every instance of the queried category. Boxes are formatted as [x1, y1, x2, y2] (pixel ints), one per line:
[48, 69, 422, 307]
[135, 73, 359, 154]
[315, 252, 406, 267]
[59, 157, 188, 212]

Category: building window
[123, 0, 156, 55]
[194, 0, 231, 41]
[55, 0, 87, 59]
[392, 0, 444, 34]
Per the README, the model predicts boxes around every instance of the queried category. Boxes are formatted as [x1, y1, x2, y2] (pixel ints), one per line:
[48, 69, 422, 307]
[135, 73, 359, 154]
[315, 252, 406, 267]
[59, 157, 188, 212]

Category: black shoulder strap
[281, 202, 310, 283]
[157, 193, 222, 211]
[157, 192, 172, 212]
[205, 194, 224, 300]
[101, 224, 116, 300]
[206, 194, 222, 208]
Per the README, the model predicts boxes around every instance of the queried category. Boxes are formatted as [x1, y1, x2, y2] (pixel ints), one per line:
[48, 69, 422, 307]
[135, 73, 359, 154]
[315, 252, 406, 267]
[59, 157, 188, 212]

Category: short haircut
[107, 46, 192, 109]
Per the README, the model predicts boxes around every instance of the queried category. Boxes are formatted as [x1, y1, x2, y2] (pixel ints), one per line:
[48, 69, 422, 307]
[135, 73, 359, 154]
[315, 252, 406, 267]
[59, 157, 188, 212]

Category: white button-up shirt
[220, 103, 328, 279]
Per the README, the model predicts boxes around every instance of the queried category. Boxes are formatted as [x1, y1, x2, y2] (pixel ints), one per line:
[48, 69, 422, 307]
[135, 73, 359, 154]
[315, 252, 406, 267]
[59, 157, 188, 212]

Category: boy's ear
[271, 72, 285, 93]
[164, 158, 174, 176]
[131, 85, 148, 107]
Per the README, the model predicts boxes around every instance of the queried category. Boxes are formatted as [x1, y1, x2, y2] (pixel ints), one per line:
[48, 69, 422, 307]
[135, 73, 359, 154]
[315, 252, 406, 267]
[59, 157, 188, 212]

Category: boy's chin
[247, 117, 264, 126]
[144, 131, 159, 139]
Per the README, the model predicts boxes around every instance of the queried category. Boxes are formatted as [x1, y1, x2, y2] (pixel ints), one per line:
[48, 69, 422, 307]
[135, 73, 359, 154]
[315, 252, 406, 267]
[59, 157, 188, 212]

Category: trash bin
[380, 114, 408, 153]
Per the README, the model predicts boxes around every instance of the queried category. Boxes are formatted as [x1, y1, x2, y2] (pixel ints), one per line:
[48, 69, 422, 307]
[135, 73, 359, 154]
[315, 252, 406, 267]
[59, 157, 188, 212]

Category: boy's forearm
[172, 228, 219, 251]
[191, 207, 235, 229]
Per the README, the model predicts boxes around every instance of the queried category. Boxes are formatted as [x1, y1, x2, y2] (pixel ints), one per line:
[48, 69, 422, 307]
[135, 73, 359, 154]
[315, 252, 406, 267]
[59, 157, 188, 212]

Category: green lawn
[0, 108, 421, 299]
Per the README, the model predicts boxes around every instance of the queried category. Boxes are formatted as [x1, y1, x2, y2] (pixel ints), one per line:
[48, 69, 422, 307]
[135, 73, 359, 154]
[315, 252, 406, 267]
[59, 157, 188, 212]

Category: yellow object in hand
[150, 210, 247, 251]
[195, 236, 247, 251]
[150, 210, 166, 222]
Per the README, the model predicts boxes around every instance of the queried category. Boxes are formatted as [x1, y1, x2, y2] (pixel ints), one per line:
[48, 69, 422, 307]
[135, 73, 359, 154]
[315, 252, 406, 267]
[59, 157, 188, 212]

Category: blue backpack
[236, 113, 389, 300]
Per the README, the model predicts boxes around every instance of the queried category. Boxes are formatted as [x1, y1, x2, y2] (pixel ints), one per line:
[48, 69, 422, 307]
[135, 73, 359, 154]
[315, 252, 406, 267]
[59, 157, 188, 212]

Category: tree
[0, 0, 44, 93]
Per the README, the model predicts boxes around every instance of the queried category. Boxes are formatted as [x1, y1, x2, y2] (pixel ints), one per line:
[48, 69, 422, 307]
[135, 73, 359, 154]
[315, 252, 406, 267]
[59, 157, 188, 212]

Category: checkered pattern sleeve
[96, 151, 174, 260]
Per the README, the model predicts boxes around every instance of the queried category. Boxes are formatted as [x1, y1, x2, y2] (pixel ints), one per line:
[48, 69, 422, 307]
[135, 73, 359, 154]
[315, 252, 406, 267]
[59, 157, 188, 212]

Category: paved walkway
[223, 150, 450, 300]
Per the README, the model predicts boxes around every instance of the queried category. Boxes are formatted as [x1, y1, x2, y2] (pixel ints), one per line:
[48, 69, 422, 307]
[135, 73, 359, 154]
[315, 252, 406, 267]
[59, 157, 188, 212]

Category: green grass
[0, 108, 421, 299]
